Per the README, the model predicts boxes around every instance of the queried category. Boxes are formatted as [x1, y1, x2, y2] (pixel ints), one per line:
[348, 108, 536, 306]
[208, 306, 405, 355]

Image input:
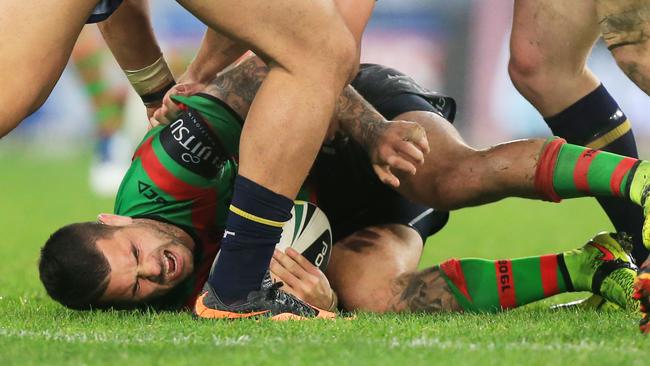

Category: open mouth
[163, 250, 181, 282]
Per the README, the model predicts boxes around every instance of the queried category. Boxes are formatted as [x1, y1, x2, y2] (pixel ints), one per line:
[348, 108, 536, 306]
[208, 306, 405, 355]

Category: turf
[1, 152, 647, 366]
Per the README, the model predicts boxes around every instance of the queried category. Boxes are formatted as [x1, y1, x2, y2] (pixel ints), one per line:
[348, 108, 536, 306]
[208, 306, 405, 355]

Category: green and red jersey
[114, 94, 242, 309]
[114, 93, 315, 309]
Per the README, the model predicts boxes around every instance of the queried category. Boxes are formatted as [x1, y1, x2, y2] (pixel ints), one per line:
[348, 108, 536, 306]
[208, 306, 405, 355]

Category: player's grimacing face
[96, 224, 194, 304]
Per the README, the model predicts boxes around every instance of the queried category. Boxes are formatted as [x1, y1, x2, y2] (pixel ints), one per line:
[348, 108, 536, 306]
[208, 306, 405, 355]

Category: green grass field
[1, 152, 647, 366]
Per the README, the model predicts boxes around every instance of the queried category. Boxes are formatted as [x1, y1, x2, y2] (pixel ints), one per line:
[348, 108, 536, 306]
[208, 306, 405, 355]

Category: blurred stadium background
[3, 3, 648, 363]
[2, 0, 648, 159]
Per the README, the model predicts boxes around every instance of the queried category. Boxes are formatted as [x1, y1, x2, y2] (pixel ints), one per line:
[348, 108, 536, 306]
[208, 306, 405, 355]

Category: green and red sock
[438, 255, 571, 312]
[534, 137, 648, 203]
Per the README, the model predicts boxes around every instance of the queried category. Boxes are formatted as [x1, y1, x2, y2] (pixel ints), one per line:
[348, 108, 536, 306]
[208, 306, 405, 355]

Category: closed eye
[131, 243, 140, 297]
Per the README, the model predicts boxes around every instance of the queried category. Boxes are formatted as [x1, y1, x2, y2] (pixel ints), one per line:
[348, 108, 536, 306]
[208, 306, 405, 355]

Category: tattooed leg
[324, 220, 584, 314]
[597, 0, 650, 93]
[389, 267, 461, 313]
[389, 254, 575, 314]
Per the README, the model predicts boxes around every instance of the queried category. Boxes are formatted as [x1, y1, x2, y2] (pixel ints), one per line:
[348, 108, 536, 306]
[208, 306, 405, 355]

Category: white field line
[0, 328, 252, 347]
[0, 328, 641, 353]
[387, 337, 637, 352]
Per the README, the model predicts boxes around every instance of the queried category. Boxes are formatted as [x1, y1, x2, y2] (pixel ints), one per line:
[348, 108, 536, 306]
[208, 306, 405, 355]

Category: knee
[507, 46, 547, 96]
[317, 29, 358, 85]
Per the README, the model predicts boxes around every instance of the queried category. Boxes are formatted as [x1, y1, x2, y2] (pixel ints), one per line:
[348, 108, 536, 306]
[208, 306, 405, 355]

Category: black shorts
[87, 0, 123, 23]
[307, 64, 456, 243]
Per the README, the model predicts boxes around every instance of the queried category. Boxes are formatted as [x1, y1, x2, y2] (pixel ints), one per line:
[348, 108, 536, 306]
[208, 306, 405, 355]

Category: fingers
[273, 249, 309, 280]
[387, 155, 417, 176]
[394, 120, 429, 154]
[151, 83, 204, 125]
[414, 132, 430, 155]
[373, 164, 400, 188]
[148, 116, 161, 129]
[404, 122, 430, 154]
[285, 247, 321, 276]
[269, 257, 301, 289]
[373, 121, 429, 177]
[395, 140, 425, 165]
[162, 97, 182, 124]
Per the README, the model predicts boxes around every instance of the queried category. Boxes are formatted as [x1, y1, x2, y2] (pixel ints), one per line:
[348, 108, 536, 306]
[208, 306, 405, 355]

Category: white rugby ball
[276, 201, 333, 271]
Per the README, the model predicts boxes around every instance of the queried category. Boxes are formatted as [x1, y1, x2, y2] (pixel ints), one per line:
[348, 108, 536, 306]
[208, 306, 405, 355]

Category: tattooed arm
[202, 54, 387, 140]
[389, 267, 462, 313]
[202, 54, 268, 119]
[202, 55, 430, 186]
[335, 86, 430, 186]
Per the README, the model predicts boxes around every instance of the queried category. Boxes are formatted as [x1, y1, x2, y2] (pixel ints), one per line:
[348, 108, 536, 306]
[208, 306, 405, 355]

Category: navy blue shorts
[308, 64, 456, 243]
[87, 0, 124, 23]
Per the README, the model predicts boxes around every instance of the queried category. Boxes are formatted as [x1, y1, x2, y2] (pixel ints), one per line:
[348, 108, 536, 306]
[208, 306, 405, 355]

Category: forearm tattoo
[336, 86, 388, 153]
[203, 56, 388, 152]
[203, 56, 269, 118]
[389, 267, 461, 313]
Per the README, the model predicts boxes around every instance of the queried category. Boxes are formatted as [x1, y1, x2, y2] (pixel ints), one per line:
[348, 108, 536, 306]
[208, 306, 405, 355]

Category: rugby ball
[276, 201, 333, 271]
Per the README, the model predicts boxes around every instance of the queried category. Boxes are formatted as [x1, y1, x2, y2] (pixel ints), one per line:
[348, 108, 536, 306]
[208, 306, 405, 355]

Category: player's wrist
[124, 55, 175, 108]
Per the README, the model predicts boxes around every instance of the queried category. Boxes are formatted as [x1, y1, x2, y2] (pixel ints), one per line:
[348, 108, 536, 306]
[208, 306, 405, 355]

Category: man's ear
[97, 214, 133, 227]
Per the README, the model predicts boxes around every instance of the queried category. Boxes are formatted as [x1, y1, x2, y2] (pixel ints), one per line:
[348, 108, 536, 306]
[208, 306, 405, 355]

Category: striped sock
[535, 138, 641, 202]
[543, 84, 647, 263]
[438, 255, 570, 312]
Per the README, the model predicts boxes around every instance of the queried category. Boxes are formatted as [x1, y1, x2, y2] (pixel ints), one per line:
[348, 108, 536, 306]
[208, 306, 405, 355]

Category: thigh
[348, 63, 471, 208]
[309, 133, 449, 243]
[176, 0, 348, 69]
[334, 0, 375, 45]
[0, 0, 96, 133]
[390, 110, 474, 207]
[325, 224, 422, 313]
[511, 0, 600, 71]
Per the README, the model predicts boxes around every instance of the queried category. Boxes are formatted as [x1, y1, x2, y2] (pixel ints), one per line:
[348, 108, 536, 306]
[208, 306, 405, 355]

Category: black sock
[545, 84, 648, 263]
[208, 175, 293, 304]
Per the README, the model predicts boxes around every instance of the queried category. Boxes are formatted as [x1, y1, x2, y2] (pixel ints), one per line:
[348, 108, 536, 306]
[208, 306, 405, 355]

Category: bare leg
[508, 0, 647, 263]
[597, 0, 650, 94]
[325, 224, 460, 313]
[327, 224, 636, 313]
[508, 0, 600, 117]
[0, 0, 96, 137]
[177, 0, 357, 197]
[390, 111, 546, 211]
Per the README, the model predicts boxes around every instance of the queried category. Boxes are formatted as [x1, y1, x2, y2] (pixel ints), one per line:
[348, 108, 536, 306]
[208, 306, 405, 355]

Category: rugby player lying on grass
[40, 55, 647, 319]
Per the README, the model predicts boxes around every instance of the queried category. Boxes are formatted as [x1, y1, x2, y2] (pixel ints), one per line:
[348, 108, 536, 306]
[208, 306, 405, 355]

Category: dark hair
[39, 222, 116, 310]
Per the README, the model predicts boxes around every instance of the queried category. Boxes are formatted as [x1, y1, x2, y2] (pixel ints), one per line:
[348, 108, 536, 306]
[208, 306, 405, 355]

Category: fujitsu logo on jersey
[160, 108, 228, 178]
[169, 118, 221, 166]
